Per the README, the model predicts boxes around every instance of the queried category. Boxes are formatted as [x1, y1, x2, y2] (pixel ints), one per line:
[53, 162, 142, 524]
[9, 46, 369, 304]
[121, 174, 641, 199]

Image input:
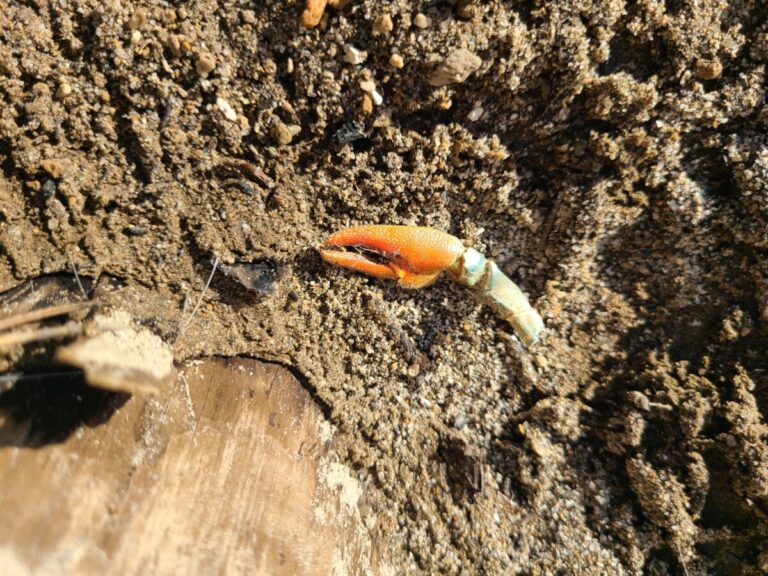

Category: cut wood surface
[0, 358, 383, 576]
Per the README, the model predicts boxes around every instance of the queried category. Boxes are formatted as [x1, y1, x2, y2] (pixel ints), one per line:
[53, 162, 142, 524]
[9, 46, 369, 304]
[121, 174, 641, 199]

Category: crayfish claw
[319, 225, 465, 287]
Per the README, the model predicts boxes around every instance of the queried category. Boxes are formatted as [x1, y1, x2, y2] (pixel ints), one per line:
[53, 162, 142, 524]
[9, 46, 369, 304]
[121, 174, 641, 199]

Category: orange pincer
[319, 225, 465, 288]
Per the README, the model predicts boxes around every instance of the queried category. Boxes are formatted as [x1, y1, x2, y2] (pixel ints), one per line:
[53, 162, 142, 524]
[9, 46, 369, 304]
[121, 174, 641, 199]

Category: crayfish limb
[451, 248, 544, 346]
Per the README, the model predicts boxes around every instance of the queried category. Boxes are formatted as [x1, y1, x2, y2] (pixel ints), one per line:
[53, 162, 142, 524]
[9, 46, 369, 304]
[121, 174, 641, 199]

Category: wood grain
[0, 358, 383, 575]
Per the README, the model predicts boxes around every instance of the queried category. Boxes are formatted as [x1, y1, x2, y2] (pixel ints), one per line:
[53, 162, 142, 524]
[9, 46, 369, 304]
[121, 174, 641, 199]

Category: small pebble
[40, 159, 66, 179]
[33, 82, 50, 96]
[467, 106, 483, 121]
[55, 82, 72, 99]
[361, 93, 374, 114]
[288, 124, 301, 137]
[389, 54, 404, 68]
[272, 121, 293, 146]
[40, 179, 56, 198]
[166, 34, 182, 58]
[359, 79, 383, 106]
[373, 14, 393, 35]
[127, 9, 147, 30]
[343, 44, 368, 65]
[216, 97, 238, 121]
[125, 225, 148, 236]
[301, 0, 327, 28]
[196, 52, 216, 77]
[334, 121, 366, 144]
[359, 79, 376, 93]
[694, 58, 723, 80]
[428, 48, 483, 87]
[534, 354, 549, 369]
[413, 13, 431, 28]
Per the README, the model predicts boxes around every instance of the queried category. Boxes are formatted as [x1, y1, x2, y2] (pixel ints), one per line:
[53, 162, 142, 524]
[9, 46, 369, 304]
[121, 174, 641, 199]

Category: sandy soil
[1, 1, 767, 574]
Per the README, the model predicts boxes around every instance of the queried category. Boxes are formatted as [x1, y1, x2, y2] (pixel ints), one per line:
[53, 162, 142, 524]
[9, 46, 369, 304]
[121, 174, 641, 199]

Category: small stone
[127, 9, 147, 30]
[40, 159, 66, 179]
[272, 121, 293, 146]
[359, 79, 376, 93]
[216, 97, 238, 121]
[55, 82, 72, 99]
[467, 106, 483, 121]
[694, 58, 723, 80]
[40, 179, 56, 198]
[166, 34, 182, 58]
[389, 53, 404, 68]
[413, 13, 431, 28]
[334, 121, 366, 144]
[286, 57, 294, 74]
[196, 52, 216, 77]
[301, 0, 327, 28]
[359, 79, 384, 106]
[373, 14, 393, 35]
[288, 124, 302, 137]
[343, 44, 368, 65]
[99, 90, 111, 103]
[361, 93, 374, 114]
[534, 354, 549, 369]
[130, 30, 142, 43]
[428, 48, 483, 87]
[125, 225, 147, 236]
[407, 363, 420, 378]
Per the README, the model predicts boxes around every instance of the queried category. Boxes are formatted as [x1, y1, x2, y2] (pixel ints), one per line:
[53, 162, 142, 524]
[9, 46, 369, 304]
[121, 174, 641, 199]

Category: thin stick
[180, 257, 219, 335]
[0, 322, 83, 350]
[0, 301, 95, 332]
[69, 256, 88, 299]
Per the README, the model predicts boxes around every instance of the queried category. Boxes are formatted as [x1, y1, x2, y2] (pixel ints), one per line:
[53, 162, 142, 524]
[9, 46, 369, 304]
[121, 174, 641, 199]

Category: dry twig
[0, 301, 95, 332]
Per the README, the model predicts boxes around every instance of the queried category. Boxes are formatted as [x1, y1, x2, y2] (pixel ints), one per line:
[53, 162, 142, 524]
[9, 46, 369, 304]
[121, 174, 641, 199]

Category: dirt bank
[1, 1, 767, 574]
